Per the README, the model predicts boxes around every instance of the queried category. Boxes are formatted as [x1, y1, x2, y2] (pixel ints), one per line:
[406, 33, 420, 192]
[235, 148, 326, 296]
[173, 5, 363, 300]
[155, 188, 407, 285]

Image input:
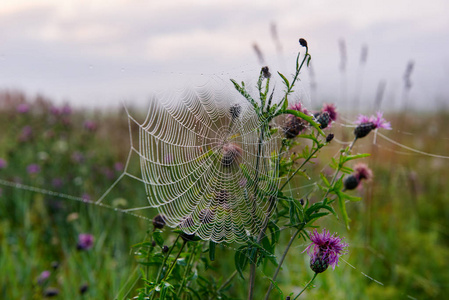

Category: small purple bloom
[77, 233, 94, 250]
[304, 229, 348, 273]
[19, 125, 33, 142]
[37, 270, 51, 285]
[83, 120, 97, 131]
[72, 151, 85, 163]
[17, 103, 30, 114]
[27, 164, 41, 174]
[289, 101, 308, 115]
[61, 104, 72, 115]
[82, 194, 91, 202]
[0, 158, 7, 169]
[52, 178, 64, 188]
[49, 106, 61, 116]
[114, 162, 124, 172]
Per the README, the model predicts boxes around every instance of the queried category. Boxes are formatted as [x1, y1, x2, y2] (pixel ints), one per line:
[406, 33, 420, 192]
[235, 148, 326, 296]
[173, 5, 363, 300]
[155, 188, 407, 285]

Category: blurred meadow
[0, 88, 448, 299]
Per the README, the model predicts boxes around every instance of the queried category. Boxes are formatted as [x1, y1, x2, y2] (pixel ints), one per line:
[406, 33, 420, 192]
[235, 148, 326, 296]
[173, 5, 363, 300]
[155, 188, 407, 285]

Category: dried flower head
[152, 214, 166, 229]
[304, 229, 348, 273]
[283, 115, 307, 138]
[261, 66, 271, 78]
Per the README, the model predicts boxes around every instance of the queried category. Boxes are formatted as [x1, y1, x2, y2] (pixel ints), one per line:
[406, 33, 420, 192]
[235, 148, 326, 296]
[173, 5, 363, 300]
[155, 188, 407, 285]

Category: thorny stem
[293, 272, 318, 299]
[264, 226, 304, 300]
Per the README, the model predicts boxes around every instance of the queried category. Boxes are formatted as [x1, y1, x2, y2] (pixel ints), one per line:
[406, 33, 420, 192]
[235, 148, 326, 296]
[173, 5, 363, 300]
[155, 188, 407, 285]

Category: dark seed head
[344, 175, 360, 190]
[152, 214, 166, 229]
[43, 288, 59, 297]
[283, 116, 307, 139]
[299, 38, 308, 48]
[354, 122, 375, 139]
[162, 245, 169, 253]
[51, 261, 59, 270]
[326, 133, 334, 143]
[299, 198, 304, 206]
[79, 284, 89, 295]
[151, 240, 156, 247]
[261, 66, 271, 78]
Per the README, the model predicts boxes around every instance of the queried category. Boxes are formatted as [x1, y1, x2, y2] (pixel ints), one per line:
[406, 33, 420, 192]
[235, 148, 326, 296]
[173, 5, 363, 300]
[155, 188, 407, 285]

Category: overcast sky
[1, 0, 449, 111]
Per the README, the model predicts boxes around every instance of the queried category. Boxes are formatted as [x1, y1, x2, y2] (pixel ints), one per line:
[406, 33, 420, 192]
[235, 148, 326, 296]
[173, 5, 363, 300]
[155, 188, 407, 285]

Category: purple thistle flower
[27, 164, 41, 174]
[17, 103, 30, 114]
[321, 103, 338, 122]
[0, 158, 7, 169]
[61, 104, 72, 115]
[114, 162, 124, 172]
[354, 163, 373, 181]
[37, 270, 51, 285]
[83, 120, 97, 131]
[304, 228, 348, 273]
[52, 178, 64, 188]
[77, 233, 94, 250]
[289, 101, 308, 115]
[19, 125, 33, 142]
[355, 112, 391, 130]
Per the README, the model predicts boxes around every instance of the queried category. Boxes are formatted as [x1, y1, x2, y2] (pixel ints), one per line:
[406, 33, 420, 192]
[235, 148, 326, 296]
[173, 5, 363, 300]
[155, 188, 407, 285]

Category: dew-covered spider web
[126, 78, 285, 243]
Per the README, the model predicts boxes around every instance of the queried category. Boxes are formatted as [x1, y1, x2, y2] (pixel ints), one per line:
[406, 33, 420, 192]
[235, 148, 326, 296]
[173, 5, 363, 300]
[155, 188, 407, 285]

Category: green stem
[280, 143, 321, 192]
[293, 272, 318, 299]
[162, 239, 187, 282]
[176, 243, 198, 297]
[264, 226, 303, 300]
[154, 235, 180, 284]
[217, 270, 238, 292]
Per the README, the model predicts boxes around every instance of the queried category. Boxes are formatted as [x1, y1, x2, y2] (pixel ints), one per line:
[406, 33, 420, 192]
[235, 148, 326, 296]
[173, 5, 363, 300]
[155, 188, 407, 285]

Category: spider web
[126, 78, 284, 243]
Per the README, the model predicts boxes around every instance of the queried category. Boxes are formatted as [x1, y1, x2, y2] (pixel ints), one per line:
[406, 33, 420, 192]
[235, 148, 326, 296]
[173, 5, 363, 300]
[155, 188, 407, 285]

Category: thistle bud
[152, 214, 166, 229]
[310, 251, 330, 273]
[354, 122, 375, 139]
[79, 284, 89, 295]
[315, 112, 330, 129]
[326, 133, 334, 143]
[299, 38, 308, 48]
[162, 245, 169, 253]
[344, 175, 359, 190]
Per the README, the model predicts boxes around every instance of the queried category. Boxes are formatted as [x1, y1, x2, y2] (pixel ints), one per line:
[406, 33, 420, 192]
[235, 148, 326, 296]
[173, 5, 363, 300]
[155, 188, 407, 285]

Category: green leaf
[277, 72, 290, 88]
[153, 231, 164, 247]
[234, 247, 249, 279]
[209, 241, 216, 261]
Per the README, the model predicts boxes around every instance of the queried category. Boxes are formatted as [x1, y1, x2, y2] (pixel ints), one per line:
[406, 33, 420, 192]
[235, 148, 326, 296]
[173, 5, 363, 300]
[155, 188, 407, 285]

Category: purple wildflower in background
[77, 233, 94, 250]
[19, 125, 33, 142]
[0, 158, 7, 169]
[82, 194, 91, 202]
[72, 151, 85, 163]
[114, 162, 124, 172]
[52, 178, 64, 188]
[16, 103, 30, 114]
[290, 101, 309, 115]
[83, 120, 97, 131]
[61, 104, 72, 115]
[37, 270, 51, 285]
[304, 228, 348, 273]
[27, 164, 41, 174]
[49, 106, 61, 116]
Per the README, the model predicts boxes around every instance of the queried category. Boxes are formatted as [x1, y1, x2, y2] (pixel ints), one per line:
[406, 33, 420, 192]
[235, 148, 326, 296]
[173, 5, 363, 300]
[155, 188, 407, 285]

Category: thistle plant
[131, 38, 391, 299]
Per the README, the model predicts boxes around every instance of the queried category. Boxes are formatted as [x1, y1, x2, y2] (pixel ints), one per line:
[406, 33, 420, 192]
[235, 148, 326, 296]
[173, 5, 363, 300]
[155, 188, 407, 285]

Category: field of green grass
[1, 91, 448, 299]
